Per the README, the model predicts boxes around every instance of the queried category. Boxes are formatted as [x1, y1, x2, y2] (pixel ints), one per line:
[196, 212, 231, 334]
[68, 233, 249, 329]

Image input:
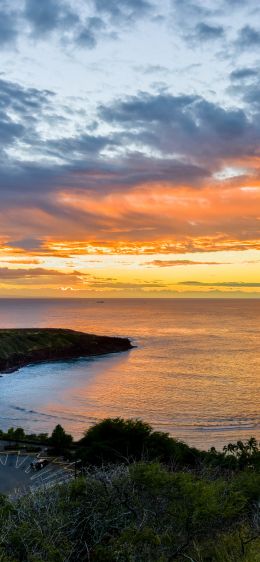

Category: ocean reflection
[0, 298, 259, 450]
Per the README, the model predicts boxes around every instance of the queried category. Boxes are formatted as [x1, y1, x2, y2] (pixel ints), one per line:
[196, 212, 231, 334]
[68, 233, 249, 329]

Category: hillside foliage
[0, 418, 259, 562]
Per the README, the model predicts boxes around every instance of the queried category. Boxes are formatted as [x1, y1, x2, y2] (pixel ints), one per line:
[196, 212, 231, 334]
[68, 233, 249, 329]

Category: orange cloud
[144, 259, 228, 267]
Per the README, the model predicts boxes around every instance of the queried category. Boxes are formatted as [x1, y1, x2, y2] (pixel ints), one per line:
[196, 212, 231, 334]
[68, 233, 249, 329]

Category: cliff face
[0, 328, 133, 373]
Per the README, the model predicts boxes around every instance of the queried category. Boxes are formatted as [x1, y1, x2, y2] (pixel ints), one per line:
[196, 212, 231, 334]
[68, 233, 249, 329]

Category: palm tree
[246, 437, 258, 455]
[223, 442, 236, 456]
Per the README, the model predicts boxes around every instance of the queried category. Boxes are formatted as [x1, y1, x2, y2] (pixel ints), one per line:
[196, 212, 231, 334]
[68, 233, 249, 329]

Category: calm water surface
[0, 298, 259, 450]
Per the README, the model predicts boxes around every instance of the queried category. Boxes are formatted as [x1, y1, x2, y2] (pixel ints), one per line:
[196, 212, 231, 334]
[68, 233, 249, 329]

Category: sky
[0, 0, 259, 298]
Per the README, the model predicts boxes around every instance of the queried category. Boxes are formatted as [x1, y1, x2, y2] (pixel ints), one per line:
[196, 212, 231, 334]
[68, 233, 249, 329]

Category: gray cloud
[228, 67, 260, 108]
[172, 0, 212, 23]
[0, 7, 18, 46]
[0, 0, 155, 51]
[99, 91, 259, 164]
[171, 0, 226, 49]
[192, 22, 225, 41]
[0, 78, 54, 155]
[24, 0, 109, 48]
[46, 133, 114, 162]
[0, 77, 259, 217]
[0, 77, 259, 249]
[75, 17, 105, 48]
[230, 67, 258, 80]
[171, 1, 260, 54]
[0, 77, 54, 113]
[0, 0, 257, 57]
[7, 238, 45, 251]
[0, 79, 213, 205]
[24, 0, 72, 36]
[236, 25, 260, 49]
[92, 0, 154, 22]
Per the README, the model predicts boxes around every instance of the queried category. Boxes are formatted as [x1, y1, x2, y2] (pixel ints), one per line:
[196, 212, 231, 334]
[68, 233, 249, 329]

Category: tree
[78, 417, 201, 466]
[49, 424, 73, 453]
[13, 427, 25, 442]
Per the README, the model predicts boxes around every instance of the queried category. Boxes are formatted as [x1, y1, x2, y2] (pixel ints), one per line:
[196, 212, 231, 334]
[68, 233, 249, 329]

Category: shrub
[78, 417, 202, 468]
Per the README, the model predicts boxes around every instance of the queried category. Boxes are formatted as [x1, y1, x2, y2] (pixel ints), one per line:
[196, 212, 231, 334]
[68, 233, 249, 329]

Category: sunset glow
[0, 0, 259, 297]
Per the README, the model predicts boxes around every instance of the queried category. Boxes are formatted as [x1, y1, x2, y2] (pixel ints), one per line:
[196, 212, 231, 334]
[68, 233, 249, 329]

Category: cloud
[0, 0, 257, 57]
[47, 133, 113, 161]
[0, 1, 76, 48]
[0, 0, 155, 51]
[0, 266, 168, 292]
[24, 0, 71, 36]
[2, 259, 41, 265]
[170, 1, 227, 49]
[0, 77, 53, 117]
[178, 281, 260, 287]
[2, 236, 260, 261]
[99, 91, 259, 164]
[92, 0, 154, 23]
[0, 267, 76, 280]
[100, 92, 198, 124]
[227, 66, 260, 108]
[170, 1, 260, 56]
[0, 267, 100, 287]
[24, 1, 112, 50]
[75, 17, 105, 48]
[0, 6, 19, 46]
[192, 22, 225, 42]
[230, 67, 258, 80]
[145, 260, 226, 267]
[134, 64, 170, 75]
[0, 79, 259, 254]
[0, 77, 54, 156]
[172, 0, 212, 23]
[7, 238, 45, 251]
[81, 280, 166, 289]
[236, 25, 260, 49]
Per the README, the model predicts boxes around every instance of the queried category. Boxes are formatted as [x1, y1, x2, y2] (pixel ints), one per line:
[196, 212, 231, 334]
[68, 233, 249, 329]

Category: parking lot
[0, 452, 74, 497]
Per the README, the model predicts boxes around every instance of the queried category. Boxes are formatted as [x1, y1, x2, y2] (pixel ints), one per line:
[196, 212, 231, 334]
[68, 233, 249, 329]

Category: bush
[78, 417, 202, 467]
[0, 462, 259, 561]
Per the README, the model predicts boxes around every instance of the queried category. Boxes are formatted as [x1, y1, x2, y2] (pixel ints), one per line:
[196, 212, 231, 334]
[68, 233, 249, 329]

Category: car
[30, 459, 49, 471]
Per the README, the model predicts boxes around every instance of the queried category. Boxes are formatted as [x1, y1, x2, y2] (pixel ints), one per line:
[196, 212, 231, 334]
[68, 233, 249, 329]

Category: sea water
[0, 298, 259, 450]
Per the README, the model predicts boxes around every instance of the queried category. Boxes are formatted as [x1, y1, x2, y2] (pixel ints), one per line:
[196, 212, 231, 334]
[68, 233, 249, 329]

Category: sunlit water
[0, 298, 259, 450]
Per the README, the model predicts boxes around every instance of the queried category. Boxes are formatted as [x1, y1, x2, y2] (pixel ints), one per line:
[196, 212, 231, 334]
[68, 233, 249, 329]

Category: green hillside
[0, 328, 132, 373]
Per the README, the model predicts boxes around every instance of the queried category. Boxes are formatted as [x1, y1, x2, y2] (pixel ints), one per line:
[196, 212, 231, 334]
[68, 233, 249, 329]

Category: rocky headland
[0, 328, 133, 374]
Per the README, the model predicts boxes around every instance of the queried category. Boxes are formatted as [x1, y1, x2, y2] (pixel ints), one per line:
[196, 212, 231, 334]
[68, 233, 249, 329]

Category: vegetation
[78, 418, 204, 467]
[0, 426, 49, 444]
[77, 418, 260, 472]
[0, 418, 259, 561]
[0, 424, 73, 454]
[48, 424, 73, 454]
[0, 328, 132, 373]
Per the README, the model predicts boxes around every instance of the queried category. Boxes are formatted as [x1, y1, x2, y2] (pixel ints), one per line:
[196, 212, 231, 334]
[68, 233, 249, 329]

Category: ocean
[0, 298, 259, 450]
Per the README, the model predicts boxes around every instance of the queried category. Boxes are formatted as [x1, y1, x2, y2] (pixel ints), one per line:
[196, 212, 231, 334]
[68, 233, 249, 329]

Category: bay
[0, 298, 259, 450]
